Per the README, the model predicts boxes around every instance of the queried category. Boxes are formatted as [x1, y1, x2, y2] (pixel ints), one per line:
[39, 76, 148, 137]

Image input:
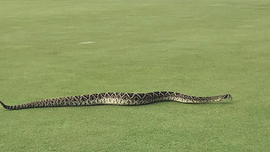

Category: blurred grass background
[0, 0, 269, 151]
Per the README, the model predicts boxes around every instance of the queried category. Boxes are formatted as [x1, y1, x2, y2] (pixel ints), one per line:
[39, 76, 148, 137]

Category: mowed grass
[0, 0, 270, 151]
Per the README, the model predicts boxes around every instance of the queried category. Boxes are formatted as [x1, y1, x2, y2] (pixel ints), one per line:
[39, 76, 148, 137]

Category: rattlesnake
[0, 91, 232, 110]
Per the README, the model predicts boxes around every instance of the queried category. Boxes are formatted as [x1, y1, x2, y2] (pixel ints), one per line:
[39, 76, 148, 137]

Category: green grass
[1, 0, 270, 151]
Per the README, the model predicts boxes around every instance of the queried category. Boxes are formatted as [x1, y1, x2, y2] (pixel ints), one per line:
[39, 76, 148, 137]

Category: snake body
[0, 91, 232, 110]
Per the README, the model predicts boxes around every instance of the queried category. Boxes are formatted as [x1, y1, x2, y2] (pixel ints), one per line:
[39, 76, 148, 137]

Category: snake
[0, 91, 232, 110]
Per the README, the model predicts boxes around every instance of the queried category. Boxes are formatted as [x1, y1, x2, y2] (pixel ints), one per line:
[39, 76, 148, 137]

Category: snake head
[222, 94, 232, 101]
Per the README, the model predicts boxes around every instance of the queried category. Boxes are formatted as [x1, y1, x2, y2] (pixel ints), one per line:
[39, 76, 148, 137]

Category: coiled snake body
[0, 91, 232, 110]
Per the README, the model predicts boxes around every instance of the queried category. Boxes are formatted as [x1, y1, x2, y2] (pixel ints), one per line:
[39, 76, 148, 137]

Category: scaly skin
[0, 91, 232, 110]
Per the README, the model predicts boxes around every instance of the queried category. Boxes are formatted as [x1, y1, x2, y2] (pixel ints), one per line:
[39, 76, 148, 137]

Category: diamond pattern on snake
[0, 91, 232, 110]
